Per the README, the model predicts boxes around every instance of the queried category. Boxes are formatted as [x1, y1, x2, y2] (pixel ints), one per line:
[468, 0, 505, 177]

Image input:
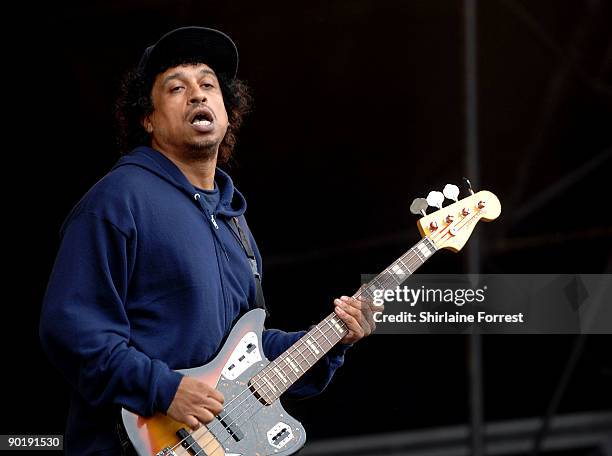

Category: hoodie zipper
[194, 192, 231, 330]
[194, 193, 228, 260]
[210, 213, 219, 230]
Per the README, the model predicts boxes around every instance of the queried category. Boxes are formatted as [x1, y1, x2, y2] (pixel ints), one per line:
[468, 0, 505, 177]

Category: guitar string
[179, 238, 438, 456]
[177, 239, 440, 453]
[171, 209, 483, 454]
[189, 321, 344, 455]
[177, 319, 345, 456]
[173, 232, 442, 455]
[170, 315, 347, 455]
[202, 211, 486, 454]
[190, 233, 448, 455]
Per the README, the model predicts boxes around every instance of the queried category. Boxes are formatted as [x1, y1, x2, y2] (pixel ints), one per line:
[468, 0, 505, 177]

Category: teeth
[193, 120, 211, 126]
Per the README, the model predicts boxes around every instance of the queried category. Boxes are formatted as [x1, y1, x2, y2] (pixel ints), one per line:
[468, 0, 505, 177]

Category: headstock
[411, 182, 501, 252]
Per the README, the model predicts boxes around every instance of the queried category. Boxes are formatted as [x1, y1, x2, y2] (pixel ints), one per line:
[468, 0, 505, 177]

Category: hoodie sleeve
[262, 329, 351, 399]
[39, 210, 183, 416]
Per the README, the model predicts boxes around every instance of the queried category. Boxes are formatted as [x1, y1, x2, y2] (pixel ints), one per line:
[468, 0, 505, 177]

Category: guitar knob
[446, 215, 454, 223]
[478, 201, 486, 209]
[429, 221, 439, 231]
[410, 198, 429, 216]
[426, 191, 444, 209]
[462, 207, 471, 216]
[443, 184, 460, 202]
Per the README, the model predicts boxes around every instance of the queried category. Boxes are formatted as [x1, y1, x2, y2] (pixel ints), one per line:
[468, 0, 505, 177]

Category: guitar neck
[250, 237, 437, 404]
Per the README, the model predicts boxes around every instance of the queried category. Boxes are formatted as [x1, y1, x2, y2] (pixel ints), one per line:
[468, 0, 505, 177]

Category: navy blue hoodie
[40, 147, 349, 455]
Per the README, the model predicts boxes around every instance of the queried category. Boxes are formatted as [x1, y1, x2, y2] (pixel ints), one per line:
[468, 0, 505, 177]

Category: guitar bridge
[155, 448, 178, 456]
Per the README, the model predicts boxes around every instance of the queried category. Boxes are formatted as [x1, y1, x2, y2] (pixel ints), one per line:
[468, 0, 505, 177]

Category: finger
[339, 297, 371, 335]
[370, 302, 384, 313]
[194, 408, 215, 425]
[196, 381, 224, 403]
[358, 298, 378, 331]
[362, 304, 376, 333]
[201, 398, 224, 415]
[356, 287, 374, 306]
[206, 388, 225, 404]
[336, 296, 363, 316]
[334, 302, 365, 339]
[185, 415, 201, 430]
[340, 295, 363, 311]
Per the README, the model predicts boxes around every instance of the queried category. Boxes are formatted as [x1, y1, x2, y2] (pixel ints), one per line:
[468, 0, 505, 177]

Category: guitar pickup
[267, 421, 294, 449]
[272, 427, 290, 444]
[217, 410, 244, 442]
[176, 428, 204, 455]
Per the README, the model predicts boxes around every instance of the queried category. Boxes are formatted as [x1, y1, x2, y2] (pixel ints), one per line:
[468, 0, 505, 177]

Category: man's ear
[141, 116, 153, 134]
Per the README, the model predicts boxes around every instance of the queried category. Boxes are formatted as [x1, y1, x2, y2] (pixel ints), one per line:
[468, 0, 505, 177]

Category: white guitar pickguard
[221, 331, 262, 380]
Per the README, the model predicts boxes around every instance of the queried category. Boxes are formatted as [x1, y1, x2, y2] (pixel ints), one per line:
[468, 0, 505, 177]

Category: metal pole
[531, 335, 587, 455]
[464, 1, 484, 456]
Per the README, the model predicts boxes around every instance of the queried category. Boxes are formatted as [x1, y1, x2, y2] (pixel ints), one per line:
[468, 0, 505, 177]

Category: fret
[411, 245, 425, 263]
[372, 273, 391, 291]
[293, 342, 314, 369]
[404, 247, 423, 266]
[397, 257, 412, 274]
[417, 239, 433, 259]
[424, 237, 437, 254]
[325, 316, 346, 339]
[314, 324, 334, 349]
[261, 373, 278, 394]
[273, 366, 288, 385]
[389, 271, 401, 283]
[282, 354, 302, 379]
[364, 283, 378, 301]
[325, 317, 339, 337]
[305, 337, 322, 357]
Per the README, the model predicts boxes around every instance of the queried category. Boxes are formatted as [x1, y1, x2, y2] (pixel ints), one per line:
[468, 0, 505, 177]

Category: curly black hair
[115, 58, 252, 163]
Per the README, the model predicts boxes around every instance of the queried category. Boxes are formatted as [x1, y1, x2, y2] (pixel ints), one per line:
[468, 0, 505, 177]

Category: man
[40, 26, 377, 455]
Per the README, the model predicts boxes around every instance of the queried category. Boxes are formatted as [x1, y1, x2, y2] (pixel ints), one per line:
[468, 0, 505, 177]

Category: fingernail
[334, 298, 342, 305]
[341, 296, 350, 301]
[335, 306, 345, 314]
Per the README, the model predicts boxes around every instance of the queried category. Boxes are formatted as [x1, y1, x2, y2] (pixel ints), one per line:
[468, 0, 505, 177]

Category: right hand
[166, 376, 225, 429]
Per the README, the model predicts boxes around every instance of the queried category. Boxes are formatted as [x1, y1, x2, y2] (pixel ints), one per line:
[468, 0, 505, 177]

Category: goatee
[184, 140, 218, 161]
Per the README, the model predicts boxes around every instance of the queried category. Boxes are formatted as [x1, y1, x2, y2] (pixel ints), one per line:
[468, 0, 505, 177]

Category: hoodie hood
[112, 146, 247, 218]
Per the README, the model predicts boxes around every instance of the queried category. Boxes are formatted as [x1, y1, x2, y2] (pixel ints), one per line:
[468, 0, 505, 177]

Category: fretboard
[249, 236, 437, 404]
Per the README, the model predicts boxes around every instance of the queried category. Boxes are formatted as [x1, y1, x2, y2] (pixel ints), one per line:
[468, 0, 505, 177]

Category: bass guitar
[122, 184, 501, 455]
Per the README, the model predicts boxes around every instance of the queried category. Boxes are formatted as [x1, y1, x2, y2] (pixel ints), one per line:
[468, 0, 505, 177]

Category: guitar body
[121, 309, 306, 456]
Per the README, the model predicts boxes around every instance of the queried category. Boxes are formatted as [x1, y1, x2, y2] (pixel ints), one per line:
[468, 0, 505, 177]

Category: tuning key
[410, 198, 428, 216]
[426, 191, 444, 209]
[443, 184, 460, 202]
[463, 177, 475, 195]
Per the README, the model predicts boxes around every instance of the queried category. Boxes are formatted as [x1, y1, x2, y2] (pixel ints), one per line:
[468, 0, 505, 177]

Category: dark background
[3, 0, 611, 453]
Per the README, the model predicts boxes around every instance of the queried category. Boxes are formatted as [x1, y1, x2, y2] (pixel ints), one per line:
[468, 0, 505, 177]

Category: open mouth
[189, 107, 214, 127]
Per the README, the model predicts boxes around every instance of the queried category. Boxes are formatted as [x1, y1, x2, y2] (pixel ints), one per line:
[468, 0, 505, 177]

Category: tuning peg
[443, 184, 460, 202]
[410, 198, 428, 216]
[426, 191, 444, 209]
[463, 177, 475, 195]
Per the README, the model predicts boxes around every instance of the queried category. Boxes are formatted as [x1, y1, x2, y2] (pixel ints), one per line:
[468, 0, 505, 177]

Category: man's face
[145, 63, 229, 159]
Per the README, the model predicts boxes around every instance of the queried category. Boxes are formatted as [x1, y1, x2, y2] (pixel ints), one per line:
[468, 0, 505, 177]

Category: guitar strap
[230, 216, 269, 318]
